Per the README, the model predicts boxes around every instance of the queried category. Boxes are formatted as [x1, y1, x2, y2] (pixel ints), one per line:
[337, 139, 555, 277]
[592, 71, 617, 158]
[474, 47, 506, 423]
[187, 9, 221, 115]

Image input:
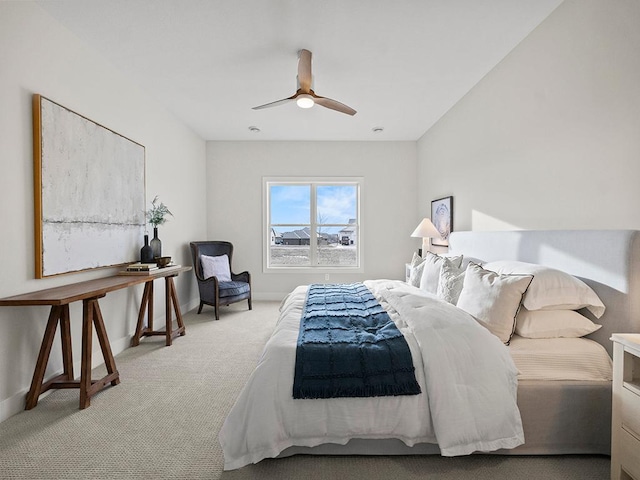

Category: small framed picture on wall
[431, 196, 453, 246]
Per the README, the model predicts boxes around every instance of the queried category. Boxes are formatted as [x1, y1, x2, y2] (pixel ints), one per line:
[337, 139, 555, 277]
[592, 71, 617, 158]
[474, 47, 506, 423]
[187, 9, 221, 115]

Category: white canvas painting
[36, 96, 145, 277]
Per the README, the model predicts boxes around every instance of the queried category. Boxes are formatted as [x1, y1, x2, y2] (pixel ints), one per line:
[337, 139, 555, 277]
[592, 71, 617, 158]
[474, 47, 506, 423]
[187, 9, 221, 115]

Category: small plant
[146, 195, 173, 228]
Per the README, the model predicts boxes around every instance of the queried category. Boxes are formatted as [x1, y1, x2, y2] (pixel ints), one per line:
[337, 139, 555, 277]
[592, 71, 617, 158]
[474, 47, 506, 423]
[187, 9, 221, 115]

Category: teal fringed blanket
[293, 283, 421, 399]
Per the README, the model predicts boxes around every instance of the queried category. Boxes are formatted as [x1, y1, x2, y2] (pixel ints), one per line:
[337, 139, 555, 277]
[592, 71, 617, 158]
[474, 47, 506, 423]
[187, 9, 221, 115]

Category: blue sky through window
[270, 184, 356, 226]
[270, 185, 310, 224]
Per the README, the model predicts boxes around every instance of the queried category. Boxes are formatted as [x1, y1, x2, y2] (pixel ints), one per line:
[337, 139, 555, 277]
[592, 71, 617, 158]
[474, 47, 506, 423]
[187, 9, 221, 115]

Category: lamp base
[422, 237, 429, 256]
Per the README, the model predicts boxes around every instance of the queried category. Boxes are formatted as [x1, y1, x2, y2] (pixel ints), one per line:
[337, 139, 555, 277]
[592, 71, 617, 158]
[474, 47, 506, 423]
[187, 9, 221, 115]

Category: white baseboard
[182, 297, 201, 313]
[0, 389, 28, 423]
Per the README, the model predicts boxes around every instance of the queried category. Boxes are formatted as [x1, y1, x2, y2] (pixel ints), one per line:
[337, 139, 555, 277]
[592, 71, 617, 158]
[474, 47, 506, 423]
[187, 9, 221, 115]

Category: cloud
[317, 186, 356, 224]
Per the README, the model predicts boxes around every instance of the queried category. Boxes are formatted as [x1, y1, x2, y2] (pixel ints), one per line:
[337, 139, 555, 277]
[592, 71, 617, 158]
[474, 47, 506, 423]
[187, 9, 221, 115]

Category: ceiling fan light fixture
[296, 95, 314, 109]
[252, 49, 356, 115]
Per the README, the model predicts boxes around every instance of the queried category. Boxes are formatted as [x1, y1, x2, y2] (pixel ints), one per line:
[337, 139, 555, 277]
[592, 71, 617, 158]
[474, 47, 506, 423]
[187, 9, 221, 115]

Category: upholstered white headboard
[448, 230, 640, 356]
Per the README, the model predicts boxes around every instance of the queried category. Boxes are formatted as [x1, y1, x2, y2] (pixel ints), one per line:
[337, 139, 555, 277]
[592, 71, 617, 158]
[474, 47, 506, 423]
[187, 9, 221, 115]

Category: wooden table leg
[59, 305, 74, 381]
[92, 302, 120, 387]
[133, 276, 185, 346]
[147, 281, 154, 332]
[79, 297, 120, 409]
[165, 277, 173, 346]
[168, 276, 185, 336]
[25, 298, 120, 411]
[80, 299, 94, 409]
[132, 281, 153, 346]
[25, 305, 63, 410]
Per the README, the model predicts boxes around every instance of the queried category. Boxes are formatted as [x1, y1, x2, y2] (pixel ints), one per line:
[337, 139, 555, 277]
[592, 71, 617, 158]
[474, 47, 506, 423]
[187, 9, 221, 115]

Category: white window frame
[263, 176, 363, 273]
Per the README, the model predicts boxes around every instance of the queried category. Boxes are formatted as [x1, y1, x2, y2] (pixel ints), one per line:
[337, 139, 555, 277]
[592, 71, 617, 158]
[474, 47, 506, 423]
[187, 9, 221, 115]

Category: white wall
[0, 3, 206, 421]
[206, 141, 418, 299]
[417, 0, 640, 232]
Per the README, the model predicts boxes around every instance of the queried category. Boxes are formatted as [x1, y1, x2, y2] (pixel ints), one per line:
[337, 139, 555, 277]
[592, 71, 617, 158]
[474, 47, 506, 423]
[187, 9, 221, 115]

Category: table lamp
[410, 218, 441, 256]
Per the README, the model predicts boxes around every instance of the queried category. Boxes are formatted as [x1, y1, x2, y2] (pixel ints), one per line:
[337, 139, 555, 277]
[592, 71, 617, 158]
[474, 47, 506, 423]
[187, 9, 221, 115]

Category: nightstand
[611, 334, 640, 480]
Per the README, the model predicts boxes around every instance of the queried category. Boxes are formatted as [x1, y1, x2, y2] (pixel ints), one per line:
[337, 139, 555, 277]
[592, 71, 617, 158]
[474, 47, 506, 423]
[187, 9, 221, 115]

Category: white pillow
[456, 263, 533, 344]
[461, 256, 484, 269]
[419, 252, 463, 294]
[436, 260, 465, 305]
[515, 308, 602, 338]
[409, 252, 425, 287]
[483, 261, 605, 318]
[200, 254, 231, 281]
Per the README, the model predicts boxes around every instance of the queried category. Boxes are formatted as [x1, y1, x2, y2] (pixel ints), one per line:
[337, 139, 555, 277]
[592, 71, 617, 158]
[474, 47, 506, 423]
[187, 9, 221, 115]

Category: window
[264, 177, 362, 271]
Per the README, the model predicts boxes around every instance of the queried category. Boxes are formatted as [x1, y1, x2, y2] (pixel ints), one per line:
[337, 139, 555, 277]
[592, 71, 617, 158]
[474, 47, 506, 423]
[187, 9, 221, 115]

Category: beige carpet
[0, 301, 609, 479]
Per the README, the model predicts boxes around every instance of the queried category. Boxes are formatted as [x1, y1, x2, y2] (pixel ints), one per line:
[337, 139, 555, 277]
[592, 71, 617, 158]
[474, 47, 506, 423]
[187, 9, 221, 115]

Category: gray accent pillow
[409, 253, 425, 287]
[419, 252, 463, 294]
[437, 260, 465, 305]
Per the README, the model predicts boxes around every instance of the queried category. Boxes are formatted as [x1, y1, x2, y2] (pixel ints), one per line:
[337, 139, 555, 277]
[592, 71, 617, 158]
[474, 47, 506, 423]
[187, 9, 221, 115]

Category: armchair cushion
[201, 254, 231, 281]
[218, 281, 251, 298]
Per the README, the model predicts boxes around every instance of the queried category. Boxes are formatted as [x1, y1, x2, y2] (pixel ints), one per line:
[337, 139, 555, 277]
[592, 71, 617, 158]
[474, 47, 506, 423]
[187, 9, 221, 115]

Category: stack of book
[120, 263, 159, 275]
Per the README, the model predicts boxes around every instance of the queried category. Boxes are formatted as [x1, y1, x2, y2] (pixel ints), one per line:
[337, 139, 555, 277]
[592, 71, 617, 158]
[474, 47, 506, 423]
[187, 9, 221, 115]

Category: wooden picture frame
[33, 94, 146, 278]
[431, 196, 453, 247]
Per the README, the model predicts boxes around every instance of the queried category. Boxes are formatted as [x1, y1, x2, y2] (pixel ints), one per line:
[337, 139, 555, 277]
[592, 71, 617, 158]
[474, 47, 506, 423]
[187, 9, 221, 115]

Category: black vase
[140, 234, 154, 263]
[150, 227, 162, 259]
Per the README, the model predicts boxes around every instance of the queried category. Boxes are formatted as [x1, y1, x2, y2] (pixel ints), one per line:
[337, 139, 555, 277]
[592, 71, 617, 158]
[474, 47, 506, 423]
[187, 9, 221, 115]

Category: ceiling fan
[252, 49, 357, 116]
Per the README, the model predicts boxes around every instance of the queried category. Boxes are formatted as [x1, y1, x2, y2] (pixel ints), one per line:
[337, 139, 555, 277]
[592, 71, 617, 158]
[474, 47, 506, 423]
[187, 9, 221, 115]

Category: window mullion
[310, 183, 318, 266]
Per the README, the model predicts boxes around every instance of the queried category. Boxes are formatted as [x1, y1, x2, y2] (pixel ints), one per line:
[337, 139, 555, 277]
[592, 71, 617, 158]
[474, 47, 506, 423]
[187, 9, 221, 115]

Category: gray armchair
[189, 241, 252, 320]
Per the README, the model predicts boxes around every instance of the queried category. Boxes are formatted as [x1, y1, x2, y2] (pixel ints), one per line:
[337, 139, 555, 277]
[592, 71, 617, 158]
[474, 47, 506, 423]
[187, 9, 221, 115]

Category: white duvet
[219, 280, 524, 470]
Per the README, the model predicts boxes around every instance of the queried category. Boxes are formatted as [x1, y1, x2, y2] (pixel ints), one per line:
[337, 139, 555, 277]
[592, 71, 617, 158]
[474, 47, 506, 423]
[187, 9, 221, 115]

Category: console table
[0, 266, 191, 410]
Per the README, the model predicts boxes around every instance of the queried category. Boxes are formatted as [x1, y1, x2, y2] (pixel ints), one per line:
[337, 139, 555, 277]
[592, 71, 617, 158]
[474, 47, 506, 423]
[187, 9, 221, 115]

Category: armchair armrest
[198, 275, 219, 285]
[231, 271, 251, 284]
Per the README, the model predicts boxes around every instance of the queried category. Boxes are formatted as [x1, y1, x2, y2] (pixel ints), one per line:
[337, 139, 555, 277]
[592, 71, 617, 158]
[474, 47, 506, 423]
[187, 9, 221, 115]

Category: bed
[219, 229, 640, 470]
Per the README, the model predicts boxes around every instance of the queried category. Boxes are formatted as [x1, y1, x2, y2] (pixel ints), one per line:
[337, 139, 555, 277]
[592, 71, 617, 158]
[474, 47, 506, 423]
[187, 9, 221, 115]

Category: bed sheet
[509, 335, 612, 381]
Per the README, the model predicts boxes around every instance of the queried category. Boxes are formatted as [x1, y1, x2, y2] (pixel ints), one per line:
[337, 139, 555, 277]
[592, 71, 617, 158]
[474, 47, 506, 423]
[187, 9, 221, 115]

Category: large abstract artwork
[33, 94, 145, 278]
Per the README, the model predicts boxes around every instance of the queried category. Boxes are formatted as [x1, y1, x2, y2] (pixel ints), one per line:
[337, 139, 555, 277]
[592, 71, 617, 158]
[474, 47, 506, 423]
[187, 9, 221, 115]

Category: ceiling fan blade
[298, 49, 312, 92]
[313, 94, 357, 116]
[252, 95, 295, 110]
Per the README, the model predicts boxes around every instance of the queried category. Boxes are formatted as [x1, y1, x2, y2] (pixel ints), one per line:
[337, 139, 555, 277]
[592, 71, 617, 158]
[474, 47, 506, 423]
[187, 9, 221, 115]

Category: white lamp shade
[410, 218, 441, 239]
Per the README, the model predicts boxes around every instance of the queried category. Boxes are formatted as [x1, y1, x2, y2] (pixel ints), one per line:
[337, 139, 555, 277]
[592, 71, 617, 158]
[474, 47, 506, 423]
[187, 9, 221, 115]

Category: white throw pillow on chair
[201, 254, 232, 281]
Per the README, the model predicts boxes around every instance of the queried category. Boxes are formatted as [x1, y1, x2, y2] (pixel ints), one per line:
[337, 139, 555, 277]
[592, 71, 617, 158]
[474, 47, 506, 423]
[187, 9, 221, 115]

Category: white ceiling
[36, 0, 563, 141]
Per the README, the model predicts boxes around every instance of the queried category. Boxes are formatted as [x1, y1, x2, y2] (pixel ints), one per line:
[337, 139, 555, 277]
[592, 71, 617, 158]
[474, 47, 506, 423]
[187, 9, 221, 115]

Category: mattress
[509, 335, 613, 381]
